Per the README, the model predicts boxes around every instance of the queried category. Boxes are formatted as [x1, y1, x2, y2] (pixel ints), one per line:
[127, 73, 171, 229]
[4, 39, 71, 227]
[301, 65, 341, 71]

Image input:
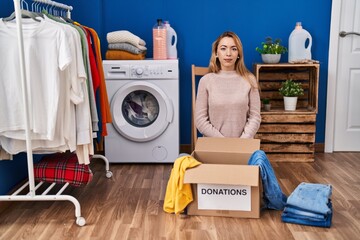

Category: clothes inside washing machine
[122, 90, 159, 127]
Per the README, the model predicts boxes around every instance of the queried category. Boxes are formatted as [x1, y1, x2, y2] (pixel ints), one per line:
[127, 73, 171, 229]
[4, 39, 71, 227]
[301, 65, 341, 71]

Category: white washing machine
[103, 59, 179, 163]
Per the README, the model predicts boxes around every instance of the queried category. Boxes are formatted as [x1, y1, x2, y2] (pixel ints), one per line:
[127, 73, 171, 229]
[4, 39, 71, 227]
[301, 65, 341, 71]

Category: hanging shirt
[0, 18, 72, 141]
[0, 17, 94, 164]
[85, 26, 112, 137]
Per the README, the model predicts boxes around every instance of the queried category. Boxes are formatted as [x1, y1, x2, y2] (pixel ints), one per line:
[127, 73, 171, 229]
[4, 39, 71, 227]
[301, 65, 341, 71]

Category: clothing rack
[32, 0, 72, 18]
[0, 0, 112, 227]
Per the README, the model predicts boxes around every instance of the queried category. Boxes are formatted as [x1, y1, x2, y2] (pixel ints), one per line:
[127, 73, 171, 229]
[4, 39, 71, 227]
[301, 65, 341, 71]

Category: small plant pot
[284, 96, 298, 111]
[261, 54, 281, 64]
[263, 104, 271, 111]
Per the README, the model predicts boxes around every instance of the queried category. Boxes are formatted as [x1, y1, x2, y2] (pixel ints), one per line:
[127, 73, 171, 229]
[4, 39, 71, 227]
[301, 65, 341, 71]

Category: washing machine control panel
[103, 60, 179, 80]
[130, 64, 178, 79]
[130, 65, 165, 78]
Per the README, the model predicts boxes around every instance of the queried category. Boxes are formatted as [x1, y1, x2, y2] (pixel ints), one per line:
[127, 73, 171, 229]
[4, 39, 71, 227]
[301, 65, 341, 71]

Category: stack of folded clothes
[106, 30, 147, 60]
[281, 182, 333, 228]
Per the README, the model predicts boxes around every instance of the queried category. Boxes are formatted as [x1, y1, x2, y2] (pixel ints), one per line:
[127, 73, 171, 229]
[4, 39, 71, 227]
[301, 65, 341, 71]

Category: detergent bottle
[153, 19, 167, 60]
[288, 22, 312, 62]
[164, 20, 178, 59]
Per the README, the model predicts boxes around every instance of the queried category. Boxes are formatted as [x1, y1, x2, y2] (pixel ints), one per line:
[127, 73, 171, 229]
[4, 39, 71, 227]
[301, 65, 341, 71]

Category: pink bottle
[153, 19, 167, 60]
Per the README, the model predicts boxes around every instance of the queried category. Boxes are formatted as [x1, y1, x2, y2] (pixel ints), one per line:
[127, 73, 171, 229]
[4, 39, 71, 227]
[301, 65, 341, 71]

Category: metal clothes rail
[0, 0, 112, 227]
[32, 0, 73, 18]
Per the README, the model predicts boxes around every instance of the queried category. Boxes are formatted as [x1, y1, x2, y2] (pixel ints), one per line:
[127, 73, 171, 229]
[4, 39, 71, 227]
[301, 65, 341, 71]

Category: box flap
[195, 137, 260, 153]
[193, 137, 260, 164]
[184, 164, 259, 186]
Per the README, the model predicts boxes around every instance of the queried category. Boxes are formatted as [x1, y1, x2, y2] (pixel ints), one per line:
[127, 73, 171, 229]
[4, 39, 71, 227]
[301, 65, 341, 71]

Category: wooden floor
[0, 152, 359, 240]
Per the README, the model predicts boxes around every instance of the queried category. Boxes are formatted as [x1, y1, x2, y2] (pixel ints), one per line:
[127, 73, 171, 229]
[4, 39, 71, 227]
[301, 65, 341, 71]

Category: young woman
[195, 31, 261, 138]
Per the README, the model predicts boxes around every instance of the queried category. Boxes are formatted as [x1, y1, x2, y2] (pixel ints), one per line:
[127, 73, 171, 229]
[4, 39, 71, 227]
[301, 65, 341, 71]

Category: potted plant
[279, 79, 304, 111]
[256, 37, 287, 64]
[262, 98, 271, 111]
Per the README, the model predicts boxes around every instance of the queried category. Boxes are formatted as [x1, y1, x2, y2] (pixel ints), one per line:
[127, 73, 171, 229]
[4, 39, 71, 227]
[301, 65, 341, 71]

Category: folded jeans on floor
[281, 201, 332, 228]
[286, 182, 332, 215]
[284, 205, 327, 220]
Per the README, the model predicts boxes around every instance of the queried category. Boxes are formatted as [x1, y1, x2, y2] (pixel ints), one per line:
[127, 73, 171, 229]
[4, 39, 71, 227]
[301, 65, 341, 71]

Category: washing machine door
[111, 81, 173, 142]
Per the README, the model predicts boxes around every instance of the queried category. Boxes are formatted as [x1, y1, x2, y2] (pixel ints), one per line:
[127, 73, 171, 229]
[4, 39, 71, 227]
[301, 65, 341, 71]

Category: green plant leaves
[262, 98, 270, 104]
[256, 37, 287, 54]
[279, 79, 304, 97]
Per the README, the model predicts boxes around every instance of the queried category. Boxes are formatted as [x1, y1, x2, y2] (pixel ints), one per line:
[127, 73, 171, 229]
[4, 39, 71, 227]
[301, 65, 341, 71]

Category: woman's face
[216, 36, 238, 71]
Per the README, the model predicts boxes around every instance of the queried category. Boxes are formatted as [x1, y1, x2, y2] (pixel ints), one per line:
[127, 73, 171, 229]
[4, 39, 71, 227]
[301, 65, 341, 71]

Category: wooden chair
[191, 64, 209, 151]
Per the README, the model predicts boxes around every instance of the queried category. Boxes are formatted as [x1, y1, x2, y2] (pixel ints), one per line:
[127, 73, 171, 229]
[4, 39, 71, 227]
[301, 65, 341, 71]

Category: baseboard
[0, 202, 12, 214]
[180, 144, 192, 154]
[315, 143, 325, 153]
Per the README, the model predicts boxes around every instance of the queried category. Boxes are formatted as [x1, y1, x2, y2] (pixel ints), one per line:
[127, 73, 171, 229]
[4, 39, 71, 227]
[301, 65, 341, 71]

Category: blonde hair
[208, 31, 258, 89]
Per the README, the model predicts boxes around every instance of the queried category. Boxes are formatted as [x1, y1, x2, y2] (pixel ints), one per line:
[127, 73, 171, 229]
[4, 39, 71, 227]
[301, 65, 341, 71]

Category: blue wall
[60, 0, 331, 145]
[0, 0, 332, 194]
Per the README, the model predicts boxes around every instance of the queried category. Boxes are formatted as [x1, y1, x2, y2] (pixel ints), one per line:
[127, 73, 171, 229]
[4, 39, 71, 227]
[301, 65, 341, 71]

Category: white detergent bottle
[288, 22, 312, 63]
[164, 20, 178, 59]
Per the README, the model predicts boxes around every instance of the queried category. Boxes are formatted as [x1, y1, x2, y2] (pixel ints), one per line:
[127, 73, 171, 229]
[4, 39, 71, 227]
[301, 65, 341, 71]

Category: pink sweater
[195, 71, 261, 138]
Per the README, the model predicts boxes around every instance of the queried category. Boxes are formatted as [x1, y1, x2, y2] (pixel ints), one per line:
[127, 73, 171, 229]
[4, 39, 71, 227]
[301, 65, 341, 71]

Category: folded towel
[106, 30, 146, 49]
[105, 50, 146, 60]
[108, 42, 147, 53]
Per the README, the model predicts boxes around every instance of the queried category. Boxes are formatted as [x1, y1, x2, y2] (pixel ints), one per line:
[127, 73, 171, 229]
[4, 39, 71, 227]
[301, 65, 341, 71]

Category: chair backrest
[191, 64, 209, 151]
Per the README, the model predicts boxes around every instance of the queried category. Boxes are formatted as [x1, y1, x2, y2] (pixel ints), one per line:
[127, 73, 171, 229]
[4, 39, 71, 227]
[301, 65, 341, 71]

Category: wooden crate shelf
[253, 63, 319, 162]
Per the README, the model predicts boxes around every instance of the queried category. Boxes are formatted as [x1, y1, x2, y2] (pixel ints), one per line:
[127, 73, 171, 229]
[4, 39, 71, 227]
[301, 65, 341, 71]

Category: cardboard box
[184, 137, 261, 218]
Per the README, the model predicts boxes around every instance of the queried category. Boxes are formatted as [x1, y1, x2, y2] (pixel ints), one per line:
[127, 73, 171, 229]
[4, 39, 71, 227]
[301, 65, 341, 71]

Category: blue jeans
[284, 205, 326, 220]
[248, 150, 287, 210]
[286, 182, 332, 215]
[281, 201, 332, 228]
